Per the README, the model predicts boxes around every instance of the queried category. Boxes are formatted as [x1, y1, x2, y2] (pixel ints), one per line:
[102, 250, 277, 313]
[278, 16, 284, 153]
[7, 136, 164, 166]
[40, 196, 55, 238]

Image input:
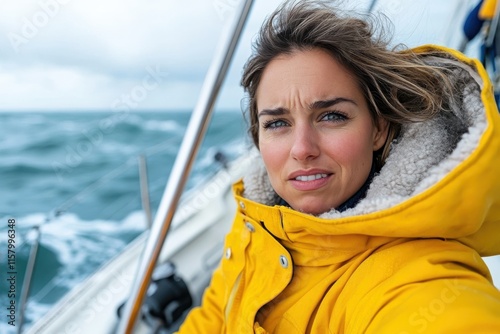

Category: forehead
[256, 48, 363, 110]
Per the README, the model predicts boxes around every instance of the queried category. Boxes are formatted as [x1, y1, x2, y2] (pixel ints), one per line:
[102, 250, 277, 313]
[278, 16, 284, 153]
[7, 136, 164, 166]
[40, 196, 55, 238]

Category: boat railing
[116, 0, 254, 332]
[17, 224, 41, 334]
[16, 127, 240, 333]
[138, 155, 153, 228]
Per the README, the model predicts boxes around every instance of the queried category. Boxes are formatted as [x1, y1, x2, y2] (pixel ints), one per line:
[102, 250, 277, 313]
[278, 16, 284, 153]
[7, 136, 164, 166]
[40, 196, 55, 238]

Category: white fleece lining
[242, 55, 488, 219]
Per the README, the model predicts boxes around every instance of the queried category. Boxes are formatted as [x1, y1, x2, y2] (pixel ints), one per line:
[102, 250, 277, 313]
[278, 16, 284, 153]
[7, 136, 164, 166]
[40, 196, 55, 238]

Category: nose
[290, 124, 320, 161]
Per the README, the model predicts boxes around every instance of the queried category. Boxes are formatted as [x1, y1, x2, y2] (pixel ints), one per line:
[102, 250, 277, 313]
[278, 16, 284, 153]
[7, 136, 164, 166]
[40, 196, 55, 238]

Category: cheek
[259, 136, 288, 181]
[327, 131, 374, 167]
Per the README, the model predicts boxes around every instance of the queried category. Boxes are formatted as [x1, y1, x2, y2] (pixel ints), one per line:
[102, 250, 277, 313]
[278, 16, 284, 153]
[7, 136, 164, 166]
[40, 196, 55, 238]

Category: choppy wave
[0, 110, 246, 331]
[0, 210, 147, 332]
[143, 119, 182, 132]
[121, 113, 186, 133]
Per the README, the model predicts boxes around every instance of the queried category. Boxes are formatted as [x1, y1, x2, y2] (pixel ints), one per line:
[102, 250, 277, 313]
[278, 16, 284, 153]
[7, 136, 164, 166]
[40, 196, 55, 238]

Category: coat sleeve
[364, 276, 500, 333]
[346, 240, 500, 333]
[176, 263, 226, 333]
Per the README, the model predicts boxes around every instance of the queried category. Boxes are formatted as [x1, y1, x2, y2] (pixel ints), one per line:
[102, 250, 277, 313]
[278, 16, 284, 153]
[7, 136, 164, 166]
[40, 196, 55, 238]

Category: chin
[293, 203, 332, 216]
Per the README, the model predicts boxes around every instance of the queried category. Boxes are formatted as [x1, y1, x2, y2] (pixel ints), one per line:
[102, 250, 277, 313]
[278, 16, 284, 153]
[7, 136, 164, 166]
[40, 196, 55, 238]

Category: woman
[178, 1, 500, 332]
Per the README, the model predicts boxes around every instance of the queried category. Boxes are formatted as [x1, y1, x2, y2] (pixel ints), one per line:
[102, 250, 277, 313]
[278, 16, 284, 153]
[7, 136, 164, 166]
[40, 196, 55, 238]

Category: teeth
[295, 173, 328, 181]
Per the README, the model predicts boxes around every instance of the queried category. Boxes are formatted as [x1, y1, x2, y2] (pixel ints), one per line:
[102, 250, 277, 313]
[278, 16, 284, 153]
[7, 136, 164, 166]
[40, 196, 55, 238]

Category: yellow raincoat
[178, 46, 500, 333]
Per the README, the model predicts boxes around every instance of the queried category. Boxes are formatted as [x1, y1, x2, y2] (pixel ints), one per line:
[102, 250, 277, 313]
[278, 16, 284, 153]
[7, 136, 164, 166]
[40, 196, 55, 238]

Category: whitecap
[0, 210, 148, 331]
[123, 113, 144, 125]
[143, 119, 182, 132]
[37, 212, 146, 266]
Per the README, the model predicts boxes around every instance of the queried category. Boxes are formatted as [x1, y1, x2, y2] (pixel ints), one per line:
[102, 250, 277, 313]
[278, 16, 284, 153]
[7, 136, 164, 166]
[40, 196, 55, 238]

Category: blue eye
[321, 111, 348, 122]
[262, 119, 288, 129]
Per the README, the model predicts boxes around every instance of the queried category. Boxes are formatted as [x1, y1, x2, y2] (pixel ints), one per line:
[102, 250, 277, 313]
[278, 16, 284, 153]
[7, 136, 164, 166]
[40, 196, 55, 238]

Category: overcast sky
[0, 0, 473, 112]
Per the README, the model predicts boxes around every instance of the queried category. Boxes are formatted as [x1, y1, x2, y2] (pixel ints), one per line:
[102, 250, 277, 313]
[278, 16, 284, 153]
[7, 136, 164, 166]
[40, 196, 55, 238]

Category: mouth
[294, 173, 329, 182]
[288, 170, 333, 191]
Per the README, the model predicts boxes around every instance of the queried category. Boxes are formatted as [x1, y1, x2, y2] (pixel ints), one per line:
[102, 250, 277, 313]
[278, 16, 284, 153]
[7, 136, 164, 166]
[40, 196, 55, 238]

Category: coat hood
[239, 45, 500, 257]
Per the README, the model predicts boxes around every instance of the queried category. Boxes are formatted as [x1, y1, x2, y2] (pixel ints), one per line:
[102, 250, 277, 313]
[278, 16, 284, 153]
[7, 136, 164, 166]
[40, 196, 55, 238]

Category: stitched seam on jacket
[224, 273, 242, 321]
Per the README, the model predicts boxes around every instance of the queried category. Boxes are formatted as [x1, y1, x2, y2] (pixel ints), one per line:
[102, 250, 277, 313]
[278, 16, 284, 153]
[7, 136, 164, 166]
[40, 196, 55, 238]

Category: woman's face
[256, 48, 388, 215]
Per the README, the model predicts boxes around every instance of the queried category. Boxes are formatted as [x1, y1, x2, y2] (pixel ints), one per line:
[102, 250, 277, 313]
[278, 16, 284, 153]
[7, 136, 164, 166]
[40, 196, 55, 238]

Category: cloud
[0, 0, 470, 111]
[0, 0, 243, 111]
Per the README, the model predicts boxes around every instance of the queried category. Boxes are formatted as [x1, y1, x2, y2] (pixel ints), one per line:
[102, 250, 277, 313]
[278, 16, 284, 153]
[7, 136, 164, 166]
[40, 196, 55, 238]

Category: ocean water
[0, 110, 249, 333]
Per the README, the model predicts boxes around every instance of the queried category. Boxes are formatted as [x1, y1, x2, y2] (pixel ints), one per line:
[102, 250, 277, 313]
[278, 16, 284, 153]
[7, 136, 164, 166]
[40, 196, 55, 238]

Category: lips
[289, 169, 332, 180]
[294, 173, 328, 181]
[288, 169, 332, 191]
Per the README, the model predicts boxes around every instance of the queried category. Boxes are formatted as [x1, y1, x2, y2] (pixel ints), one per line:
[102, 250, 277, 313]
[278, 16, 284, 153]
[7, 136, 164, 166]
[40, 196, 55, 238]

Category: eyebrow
[309, 97, 357, 110]
[258, 107, 289, 118]
[258, 97, 357, 117]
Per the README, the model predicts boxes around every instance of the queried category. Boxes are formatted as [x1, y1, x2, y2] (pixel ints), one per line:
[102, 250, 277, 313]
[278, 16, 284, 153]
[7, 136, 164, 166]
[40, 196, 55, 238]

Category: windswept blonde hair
[241, 0, 454, 168]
